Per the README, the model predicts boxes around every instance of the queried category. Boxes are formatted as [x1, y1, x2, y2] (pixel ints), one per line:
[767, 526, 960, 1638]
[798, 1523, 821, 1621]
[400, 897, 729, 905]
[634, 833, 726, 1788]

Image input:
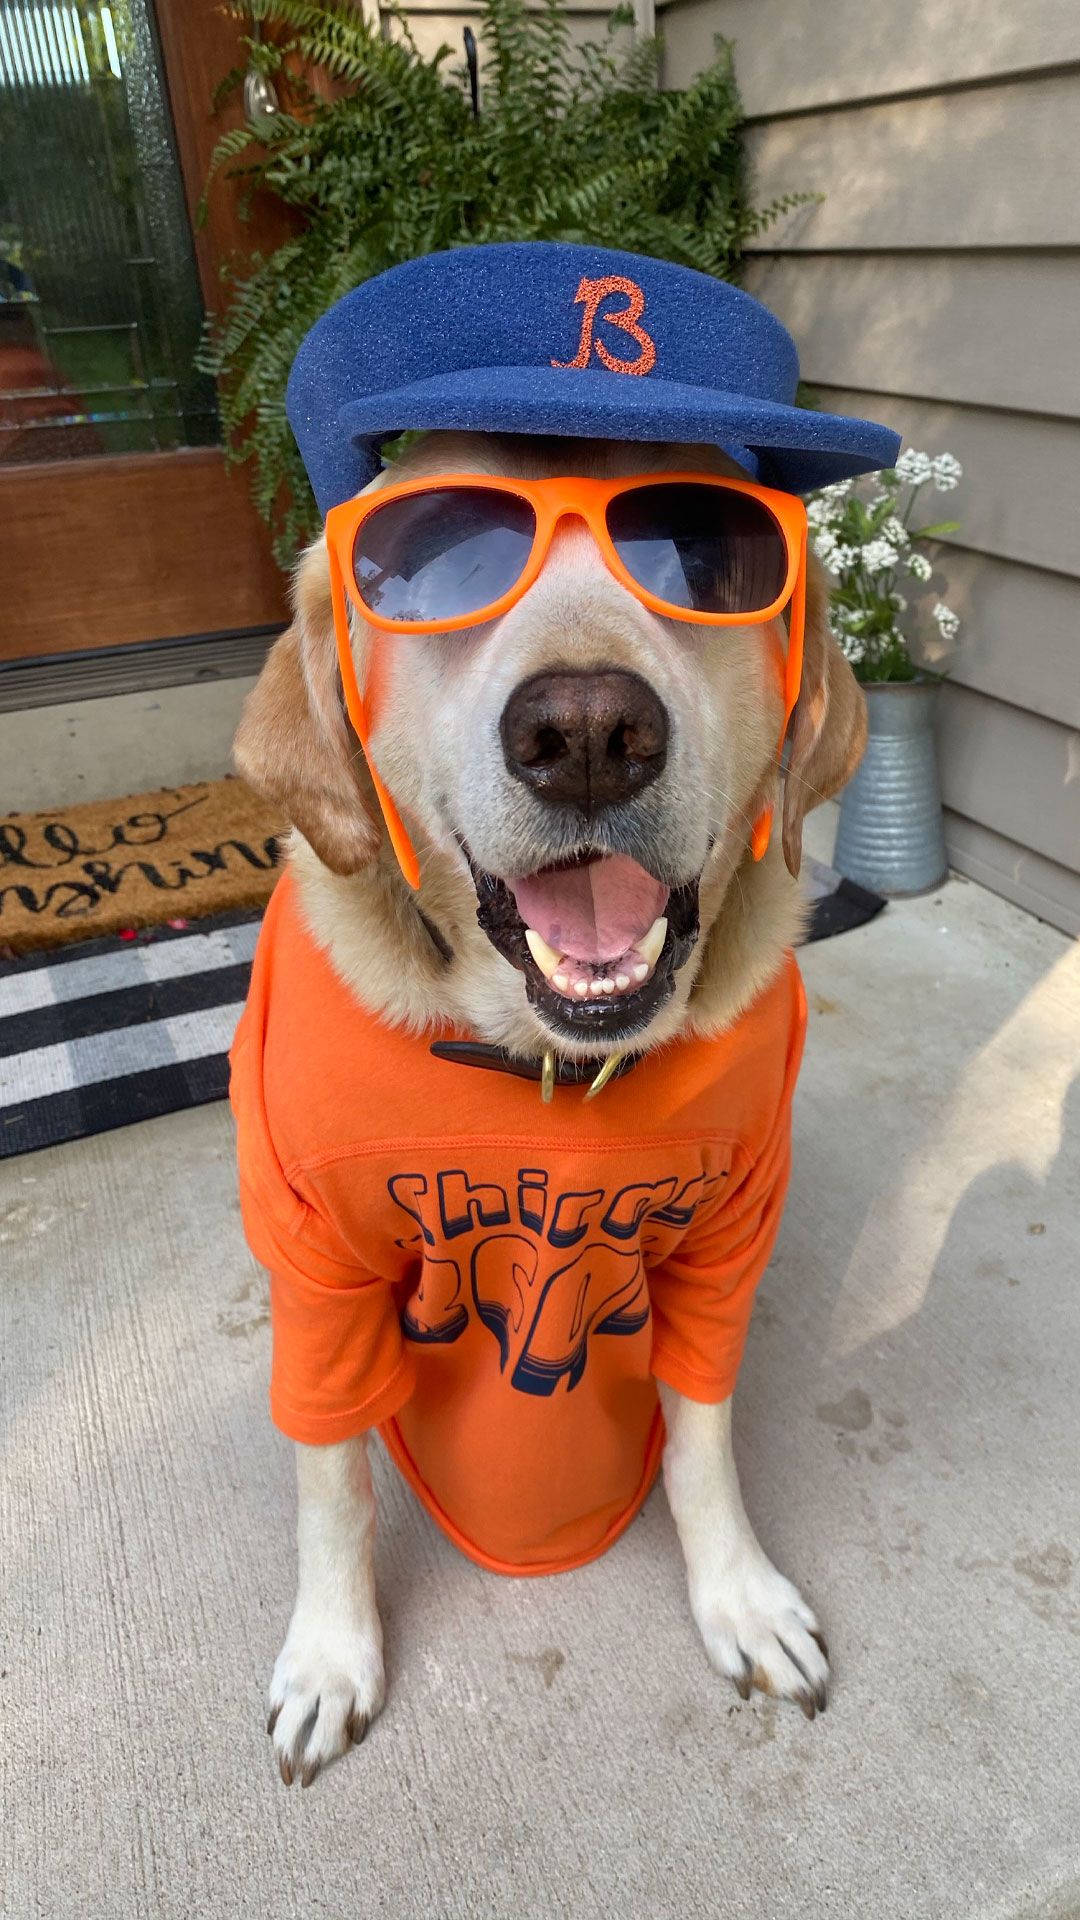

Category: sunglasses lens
[606, 483, 789, 616]
[353, 487, 536, 624]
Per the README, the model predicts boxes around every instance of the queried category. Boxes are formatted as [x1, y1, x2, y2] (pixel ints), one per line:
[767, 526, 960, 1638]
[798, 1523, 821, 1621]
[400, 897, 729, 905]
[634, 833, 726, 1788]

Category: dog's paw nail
[777, 1633, 828, 1715]
[347, 1708, 371, 1746]
[732, 1653, 753, 1701]
[300, 1760, 319, 1788]
[278, 1753, 295, 1787]
[796, 1690, 816, 1722]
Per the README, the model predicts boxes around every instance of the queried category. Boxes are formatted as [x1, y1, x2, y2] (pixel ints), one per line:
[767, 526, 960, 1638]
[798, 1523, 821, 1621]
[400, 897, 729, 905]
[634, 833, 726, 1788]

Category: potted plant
[200, 0, 812, 566]
[806, 450, 963, 896]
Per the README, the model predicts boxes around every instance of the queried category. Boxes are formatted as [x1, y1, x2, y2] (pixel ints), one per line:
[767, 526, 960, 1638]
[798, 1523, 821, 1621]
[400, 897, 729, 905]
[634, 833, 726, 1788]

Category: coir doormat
[0, 778, 283, 955]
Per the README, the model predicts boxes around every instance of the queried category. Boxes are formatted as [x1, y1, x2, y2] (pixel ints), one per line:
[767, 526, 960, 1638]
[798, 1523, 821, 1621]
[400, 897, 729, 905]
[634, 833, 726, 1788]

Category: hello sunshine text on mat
[0, 778, 283, 954]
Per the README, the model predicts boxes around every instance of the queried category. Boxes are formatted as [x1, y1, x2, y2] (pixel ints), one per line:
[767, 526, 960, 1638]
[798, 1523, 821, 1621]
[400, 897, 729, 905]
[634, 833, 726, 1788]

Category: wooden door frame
[154, 0, 300, 313]
[1, 449, 289, 658]
[0, 1, 293, 670]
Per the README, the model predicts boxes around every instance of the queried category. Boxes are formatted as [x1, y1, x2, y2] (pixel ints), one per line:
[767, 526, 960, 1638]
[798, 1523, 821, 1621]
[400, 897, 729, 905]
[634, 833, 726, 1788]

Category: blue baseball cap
[287, 241, 901, 515]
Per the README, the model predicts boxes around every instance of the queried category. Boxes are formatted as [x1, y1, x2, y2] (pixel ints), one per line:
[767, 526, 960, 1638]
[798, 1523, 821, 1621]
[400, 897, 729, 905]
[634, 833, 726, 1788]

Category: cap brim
[338, 363, 900, 495]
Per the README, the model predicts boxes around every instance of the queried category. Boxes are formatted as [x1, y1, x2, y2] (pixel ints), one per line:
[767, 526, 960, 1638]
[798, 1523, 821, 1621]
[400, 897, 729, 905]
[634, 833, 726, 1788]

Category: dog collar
[429, 1039, 637, 1102]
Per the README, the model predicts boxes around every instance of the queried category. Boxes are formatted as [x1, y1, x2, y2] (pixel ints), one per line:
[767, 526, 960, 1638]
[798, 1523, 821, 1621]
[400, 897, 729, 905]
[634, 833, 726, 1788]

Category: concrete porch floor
[2, 868, 1079, 1920]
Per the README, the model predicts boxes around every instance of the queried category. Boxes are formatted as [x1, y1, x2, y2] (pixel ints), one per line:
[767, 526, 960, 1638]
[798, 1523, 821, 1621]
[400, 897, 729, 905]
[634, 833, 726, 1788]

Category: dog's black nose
[500, 668, 668, 814]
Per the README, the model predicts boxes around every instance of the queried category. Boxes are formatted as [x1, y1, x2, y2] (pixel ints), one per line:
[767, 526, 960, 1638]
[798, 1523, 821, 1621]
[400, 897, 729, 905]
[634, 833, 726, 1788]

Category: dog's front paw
[267, 1615, 385, 1787]
[689, 1545, 829, 1720]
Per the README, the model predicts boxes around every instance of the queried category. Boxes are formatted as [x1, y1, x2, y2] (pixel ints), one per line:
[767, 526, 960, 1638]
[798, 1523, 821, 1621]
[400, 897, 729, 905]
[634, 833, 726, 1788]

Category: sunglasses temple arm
[751, 520, 807, 863]
[327, 538, 422, 891]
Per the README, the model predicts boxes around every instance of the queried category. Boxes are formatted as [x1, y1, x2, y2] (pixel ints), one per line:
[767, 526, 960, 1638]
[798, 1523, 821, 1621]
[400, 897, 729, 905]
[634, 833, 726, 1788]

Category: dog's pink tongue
[511, 855, 669, 964]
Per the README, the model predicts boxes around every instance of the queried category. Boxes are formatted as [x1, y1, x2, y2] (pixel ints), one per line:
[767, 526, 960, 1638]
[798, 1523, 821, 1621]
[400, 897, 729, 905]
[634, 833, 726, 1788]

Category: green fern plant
[200, 0, 809, 566]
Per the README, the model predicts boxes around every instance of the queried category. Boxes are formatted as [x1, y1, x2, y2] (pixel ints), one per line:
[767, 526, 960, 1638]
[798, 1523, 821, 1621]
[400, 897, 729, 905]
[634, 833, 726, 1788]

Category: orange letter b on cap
[552, 275, 657, 377]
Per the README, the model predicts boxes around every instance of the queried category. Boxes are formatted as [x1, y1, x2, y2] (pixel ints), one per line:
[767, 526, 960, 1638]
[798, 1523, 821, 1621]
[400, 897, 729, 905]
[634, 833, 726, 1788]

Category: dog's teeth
[553, 972, 570, 993]
[632, 962, 649, 983]
[615, 974, 630, 991]
[590, 980, 605, 997]
[637, 916, 668, 971]
[524, 928, 563, 981]
[601, 978, 615, 994]
[574, 980, 590, 998]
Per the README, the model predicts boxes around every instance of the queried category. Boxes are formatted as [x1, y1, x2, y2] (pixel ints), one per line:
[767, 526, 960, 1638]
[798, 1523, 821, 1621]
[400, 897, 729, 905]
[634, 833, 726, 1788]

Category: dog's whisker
[781, 762, 832, 809]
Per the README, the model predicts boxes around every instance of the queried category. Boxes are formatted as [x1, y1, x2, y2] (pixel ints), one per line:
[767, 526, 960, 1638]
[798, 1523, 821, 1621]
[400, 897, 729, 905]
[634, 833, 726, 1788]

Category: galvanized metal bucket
[834, 679, 949, 896]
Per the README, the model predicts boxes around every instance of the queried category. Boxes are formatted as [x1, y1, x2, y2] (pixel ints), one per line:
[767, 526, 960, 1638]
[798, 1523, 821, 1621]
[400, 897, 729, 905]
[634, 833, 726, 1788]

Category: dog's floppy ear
[781, 553, 867, 879]
[233, 540, 381, 875]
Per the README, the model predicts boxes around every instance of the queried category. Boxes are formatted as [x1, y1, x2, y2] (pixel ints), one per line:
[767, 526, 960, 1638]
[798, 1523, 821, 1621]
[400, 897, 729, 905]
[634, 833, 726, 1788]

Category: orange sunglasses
[325, 471, 809, 889]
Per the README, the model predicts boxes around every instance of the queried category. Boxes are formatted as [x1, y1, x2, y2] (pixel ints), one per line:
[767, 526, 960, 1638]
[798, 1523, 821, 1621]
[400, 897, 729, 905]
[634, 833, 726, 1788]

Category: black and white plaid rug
[0, 863, 882, 1160]
[0, 910, 261, 1160]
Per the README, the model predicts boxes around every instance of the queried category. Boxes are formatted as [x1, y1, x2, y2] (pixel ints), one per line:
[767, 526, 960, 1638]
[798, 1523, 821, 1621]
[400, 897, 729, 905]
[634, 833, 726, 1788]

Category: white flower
[834, 628, 865, 664]
[817, 478, 854, 503]
[812, 528, 838, 561]
[861, 538, 899, 576]
[907, 552, 933, 582]
[896, 449, 932, 484]
[881, 515, 909, 549]
[932, 452, 963, 492]
[830, 543, 859, 571]
[807, 496, 843, 530]
[891, 591, 908, 612]
[933, 600, 960, 641]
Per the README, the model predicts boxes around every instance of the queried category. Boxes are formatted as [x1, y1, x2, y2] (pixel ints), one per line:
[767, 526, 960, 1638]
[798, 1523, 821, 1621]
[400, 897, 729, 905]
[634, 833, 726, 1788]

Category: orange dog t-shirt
[230, 874, 806, 1576]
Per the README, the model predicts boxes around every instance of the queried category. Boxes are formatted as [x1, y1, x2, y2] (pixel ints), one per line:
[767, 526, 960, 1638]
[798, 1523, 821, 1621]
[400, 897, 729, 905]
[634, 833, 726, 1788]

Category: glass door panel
[0, 0, 216, 463]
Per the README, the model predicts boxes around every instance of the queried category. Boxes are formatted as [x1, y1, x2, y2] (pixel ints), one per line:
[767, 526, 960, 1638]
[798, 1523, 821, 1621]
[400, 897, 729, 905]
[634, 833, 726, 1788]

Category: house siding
[659, 0, 1080, 933]
[390, 0, 616, 65]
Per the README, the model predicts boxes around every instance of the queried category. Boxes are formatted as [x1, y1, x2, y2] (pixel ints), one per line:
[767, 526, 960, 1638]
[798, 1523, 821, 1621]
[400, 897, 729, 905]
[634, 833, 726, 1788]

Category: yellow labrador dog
[234, 427, 865, 1785]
